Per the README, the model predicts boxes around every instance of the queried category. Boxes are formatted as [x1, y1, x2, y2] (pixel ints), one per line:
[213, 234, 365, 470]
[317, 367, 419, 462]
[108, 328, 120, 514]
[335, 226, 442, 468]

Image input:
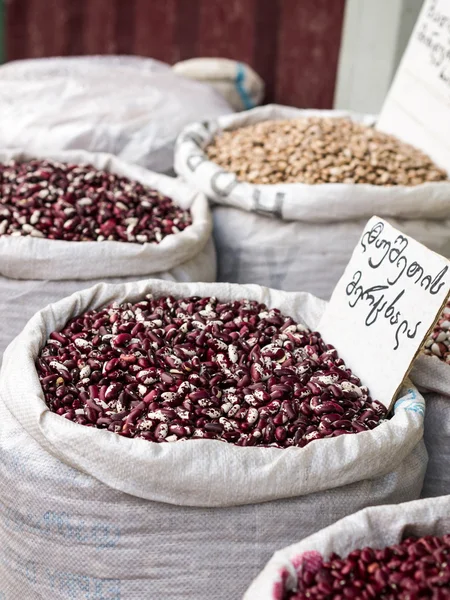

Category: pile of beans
[206, 117, 448, 186]
[0, 159, 192, 243]
[281, 534, 450, 599]
[37, 295, 386, 447]
[424, 301, 450, 364]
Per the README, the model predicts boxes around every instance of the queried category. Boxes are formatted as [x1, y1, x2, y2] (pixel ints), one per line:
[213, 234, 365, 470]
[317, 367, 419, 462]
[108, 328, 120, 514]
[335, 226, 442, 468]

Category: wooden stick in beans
[206, 117, 448, 186]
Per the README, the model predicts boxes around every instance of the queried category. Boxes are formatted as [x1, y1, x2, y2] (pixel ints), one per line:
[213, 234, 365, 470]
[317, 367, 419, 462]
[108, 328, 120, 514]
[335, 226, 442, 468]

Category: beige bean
[205, 117, 448, 186]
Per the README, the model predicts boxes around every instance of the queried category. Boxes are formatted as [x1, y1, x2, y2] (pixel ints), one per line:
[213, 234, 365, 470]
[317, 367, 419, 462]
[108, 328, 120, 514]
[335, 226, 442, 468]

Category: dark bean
[37, 295, 386, 448]
[283, 534, 450, 599]
[0, 158, 192, 243]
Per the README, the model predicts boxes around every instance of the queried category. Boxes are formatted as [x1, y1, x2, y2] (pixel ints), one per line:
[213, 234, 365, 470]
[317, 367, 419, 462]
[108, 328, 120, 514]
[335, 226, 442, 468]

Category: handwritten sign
[319, 217, 450, 409]
[377, 0, 450, 172]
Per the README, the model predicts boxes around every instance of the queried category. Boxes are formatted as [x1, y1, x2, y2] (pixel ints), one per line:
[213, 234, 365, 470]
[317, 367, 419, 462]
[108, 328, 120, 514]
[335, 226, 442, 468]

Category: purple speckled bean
[0, 159, 191, 243]
[37, 296, 386, 447]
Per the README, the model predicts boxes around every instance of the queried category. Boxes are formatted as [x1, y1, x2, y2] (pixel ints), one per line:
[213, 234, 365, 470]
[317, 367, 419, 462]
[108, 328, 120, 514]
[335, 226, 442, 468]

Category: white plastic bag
[0, 279, 426, 599]
[175, 105, 450, 299]
[0, 55, 233, 174]
[172, 58, 264, 112]
[0, 149, 215, 356]
[411, 354, 450, 498]
[244, 495, 450, 600]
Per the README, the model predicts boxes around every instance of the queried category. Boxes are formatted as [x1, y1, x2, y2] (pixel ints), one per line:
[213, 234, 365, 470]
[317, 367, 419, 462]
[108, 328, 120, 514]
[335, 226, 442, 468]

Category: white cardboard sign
[319, 216, 450, 408]
[377, 0, 450, 172]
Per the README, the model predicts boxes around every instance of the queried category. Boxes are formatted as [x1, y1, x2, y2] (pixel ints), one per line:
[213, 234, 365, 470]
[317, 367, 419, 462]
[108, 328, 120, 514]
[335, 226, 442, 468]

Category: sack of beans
[0, 55, 233, 174]
[0, 279, 426, 599]
[175, 104, 450, 299]
[244, 494, 450, 599]
[410, 304, 450, 499]
[0, 149, 214, 356]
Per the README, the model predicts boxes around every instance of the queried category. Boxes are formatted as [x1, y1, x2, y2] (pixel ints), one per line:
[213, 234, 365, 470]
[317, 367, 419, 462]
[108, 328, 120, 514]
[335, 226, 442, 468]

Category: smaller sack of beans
[175, 105, 450, 299]
[243, 495, 450, 600]
[410, 308, 450, 499]
[0, 280, 426, 599]
[172, 58, 265, 112]
[0, 55, 233, 174]
[0, 149, 215, 356]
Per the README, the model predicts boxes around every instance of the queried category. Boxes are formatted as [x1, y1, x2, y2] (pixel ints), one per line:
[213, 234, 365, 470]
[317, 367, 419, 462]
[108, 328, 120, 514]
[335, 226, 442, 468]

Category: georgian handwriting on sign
[345, 273, 421, 351]
[319, 216, 450, 408]
[345, 221, 448, 350]
[377, 0, 450, 171]
[416, 0, 450, 89]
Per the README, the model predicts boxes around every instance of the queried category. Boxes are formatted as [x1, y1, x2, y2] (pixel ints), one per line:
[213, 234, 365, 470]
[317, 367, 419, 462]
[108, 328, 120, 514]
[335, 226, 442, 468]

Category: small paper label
[377, 0, 450, 172]
[319, 217, 450, 409]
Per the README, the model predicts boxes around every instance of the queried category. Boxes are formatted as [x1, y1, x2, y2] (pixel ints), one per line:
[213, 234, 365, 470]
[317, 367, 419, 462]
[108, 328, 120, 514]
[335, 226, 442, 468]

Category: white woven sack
[410, 354, 450, 499]
[174, 105, 450, 299]
[0, 279, 426, 599]
[172, 58, 264, 112]
[0, 149, 215, 356]
[244, 495, 450, 599]
[0, 55, 233, 174]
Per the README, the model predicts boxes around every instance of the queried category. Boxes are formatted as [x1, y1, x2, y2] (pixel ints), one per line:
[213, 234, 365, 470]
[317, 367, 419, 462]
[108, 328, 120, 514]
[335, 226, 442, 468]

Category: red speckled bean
[0, 159, 191, 243]
[37, 295, 387, 447]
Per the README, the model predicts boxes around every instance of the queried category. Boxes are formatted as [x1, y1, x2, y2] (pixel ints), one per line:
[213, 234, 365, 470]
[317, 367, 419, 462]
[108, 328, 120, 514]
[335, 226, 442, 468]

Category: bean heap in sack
[0, 159, 191, 243]
[37, 294, 386, 445]
[0, 152, 214, 356]
[206, 117, 447, 186]
[175, 106, 450, 299]
[424, 301, 450, 363]
[277, 535, 450, 599]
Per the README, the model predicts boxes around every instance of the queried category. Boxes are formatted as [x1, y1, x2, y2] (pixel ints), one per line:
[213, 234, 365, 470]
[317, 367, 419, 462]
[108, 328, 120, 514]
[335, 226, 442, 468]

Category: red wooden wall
[5, 0, 346, 108]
